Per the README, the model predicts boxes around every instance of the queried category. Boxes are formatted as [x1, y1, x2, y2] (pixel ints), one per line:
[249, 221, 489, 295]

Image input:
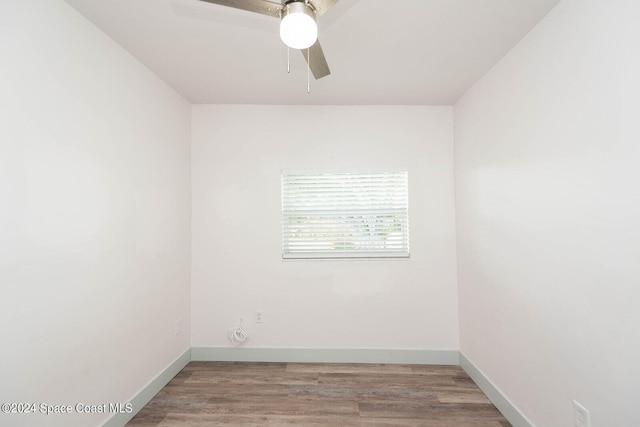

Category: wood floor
[127, 361, 511, 426]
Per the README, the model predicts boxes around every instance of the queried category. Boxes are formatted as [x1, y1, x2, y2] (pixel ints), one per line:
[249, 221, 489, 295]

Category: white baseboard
[191, 347, 460, 365]
[102, 348, 191, 427]
[459, 352, 534, 427]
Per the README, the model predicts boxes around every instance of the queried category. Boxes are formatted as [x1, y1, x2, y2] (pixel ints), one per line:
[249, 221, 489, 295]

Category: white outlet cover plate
[573, 400, 591, 427]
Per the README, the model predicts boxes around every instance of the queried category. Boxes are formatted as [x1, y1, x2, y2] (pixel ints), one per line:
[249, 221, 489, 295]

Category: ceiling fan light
[280, 1, 317, 50]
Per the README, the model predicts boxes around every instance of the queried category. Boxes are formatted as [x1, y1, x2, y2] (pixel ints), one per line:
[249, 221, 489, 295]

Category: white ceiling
[64, 0, 561, 105]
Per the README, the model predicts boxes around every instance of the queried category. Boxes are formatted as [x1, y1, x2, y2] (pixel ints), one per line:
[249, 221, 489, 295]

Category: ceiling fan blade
[311, 0, 340, 16]
[302, 40, 331, 79]
[197, 0, 282, 18]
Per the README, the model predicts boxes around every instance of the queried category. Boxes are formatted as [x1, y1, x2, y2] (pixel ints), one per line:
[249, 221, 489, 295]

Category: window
[281, 171, 409, 259]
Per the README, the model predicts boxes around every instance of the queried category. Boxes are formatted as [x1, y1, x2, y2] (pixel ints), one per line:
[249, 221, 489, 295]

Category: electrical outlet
[573, 401, 591, 427]
[175, 319, 182, 336]
[255, 310, 263, 323]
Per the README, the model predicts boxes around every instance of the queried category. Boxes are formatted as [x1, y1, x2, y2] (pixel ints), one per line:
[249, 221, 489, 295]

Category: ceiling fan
[196, 0, 340, 80]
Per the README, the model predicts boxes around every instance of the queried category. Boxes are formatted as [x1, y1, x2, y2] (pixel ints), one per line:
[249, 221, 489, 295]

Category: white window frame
[281, 170, 410, 259]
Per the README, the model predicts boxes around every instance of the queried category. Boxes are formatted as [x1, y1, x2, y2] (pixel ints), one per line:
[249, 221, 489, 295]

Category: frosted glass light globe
[280, 2, 317, 50]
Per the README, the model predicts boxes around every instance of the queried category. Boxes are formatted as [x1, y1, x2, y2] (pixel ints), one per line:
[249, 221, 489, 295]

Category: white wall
[0, 2, 191, 426]
[191, 105, 459, 352]
[454, 0, 640, 425]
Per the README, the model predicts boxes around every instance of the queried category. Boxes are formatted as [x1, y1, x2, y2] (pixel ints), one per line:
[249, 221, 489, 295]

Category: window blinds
[281, 171, 409, 259]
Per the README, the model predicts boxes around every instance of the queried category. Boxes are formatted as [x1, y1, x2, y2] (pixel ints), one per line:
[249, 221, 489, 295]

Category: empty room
[1, 0, 638, 426]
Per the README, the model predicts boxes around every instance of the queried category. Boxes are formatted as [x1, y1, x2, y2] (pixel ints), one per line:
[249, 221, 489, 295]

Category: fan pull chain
[287, 46, 290, 73]
[307, 47, 311, 93]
